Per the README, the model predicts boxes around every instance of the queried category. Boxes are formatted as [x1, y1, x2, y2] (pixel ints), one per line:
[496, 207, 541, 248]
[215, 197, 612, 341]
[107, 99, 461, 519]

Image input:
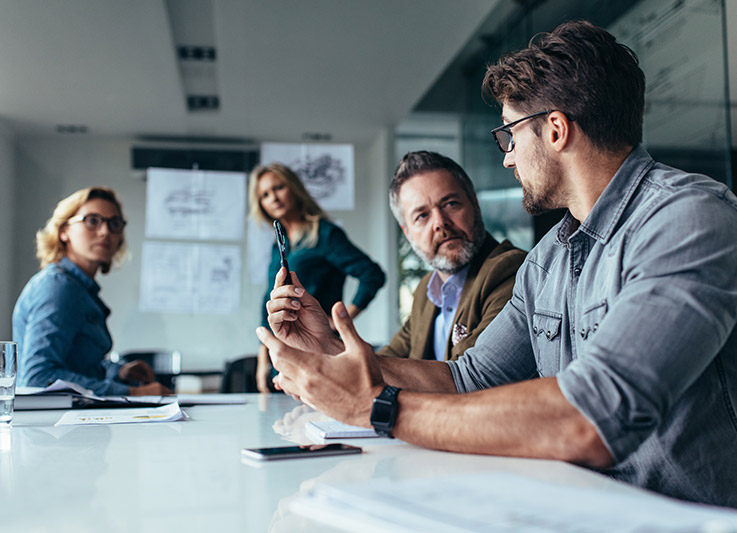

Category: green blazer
[377, 233, 526, 361]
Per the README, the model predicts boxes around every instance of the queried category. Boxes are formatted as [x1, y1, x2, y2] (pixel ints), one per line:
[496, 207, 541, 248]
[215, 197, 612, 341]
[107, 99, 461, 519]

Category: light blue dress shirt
[13, 257, 129, 395]
[448, 146, 737, 507]
[427, 265, 469, 361]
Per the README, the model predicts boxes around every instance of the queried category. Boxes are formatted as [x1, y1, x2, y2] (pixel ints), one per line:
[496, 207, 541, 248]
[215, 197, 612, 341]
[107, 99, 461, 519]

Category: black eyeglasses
[490, 110, 553, 153]
[67, 213, 127, 234]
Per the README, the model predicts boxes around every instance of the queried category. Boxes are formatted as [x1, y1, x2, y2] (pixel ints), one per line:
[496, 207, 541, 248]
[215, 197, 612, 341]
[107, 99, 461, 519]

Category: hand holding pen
[274, 220, 293, 285]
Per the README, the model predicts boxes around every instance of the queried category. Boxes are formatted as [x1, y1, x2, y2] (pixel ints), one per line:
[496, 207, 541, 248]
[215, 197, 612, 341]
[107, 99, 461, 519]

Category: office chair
[110, 350, 182, 390]
[219, 355, 258, 393]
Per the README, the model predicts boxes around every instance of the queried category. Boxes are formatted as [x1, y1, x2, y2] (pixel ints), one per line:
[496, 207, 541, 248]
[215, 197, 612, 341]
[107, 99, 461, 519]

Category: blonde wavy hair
[248, 163, 326, 248]
[36, 186, 128, 274]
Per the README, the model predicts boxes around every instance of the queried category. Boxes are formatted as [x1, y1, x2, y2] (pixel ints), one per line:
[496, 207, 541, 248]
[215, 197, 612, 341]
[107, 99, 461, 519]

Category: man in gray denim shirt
[259, 20, 737, 507]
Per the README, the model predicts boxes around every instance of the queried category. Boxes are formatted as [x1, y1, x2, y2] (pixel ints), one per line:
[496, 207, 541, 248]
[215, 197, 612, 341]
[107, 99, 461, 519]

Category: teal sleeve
[320, 223, 385, 309]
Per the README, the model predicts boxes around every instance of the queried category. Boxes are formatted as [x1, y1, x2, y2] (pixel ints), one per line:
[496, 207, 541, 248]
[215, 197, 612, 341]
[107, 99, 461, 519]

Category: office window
[394, 0, 731, 321]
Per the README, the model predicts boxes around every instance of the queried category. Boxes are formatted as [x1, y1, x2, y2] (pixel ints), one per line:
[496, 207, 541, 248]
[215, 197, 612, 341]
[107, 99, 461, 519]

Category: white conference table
[2, 393, 653, 532]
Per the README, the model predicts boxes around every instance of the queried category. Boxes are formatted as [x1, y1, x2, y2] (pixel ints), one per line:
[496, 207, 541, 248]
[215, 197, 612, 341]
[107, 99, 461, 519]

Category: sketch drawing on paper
[290, 153, 345, 199]
[164, 187, 214, 216]
[210, 257, 233, 282]
[260, 143, 355, 210]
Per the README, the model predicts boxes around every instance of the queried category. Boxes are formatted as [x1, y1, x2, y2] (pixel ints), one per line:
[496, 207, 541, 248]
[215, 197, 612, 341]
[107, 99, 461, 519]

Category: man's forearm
[378, 356, 457, 393]
[389, 377, 613, 467]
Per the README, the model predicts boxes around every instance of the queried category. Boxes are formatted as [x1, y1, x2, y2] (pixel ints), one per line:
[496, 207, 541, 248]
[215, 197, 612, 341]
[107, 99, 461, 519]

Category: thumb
[256, 326, 281, 358]
[331, 301, 365, 352]
[256, 327, 303, 376]
[289, 271, 307, 291]
[275, 267, 305, 291]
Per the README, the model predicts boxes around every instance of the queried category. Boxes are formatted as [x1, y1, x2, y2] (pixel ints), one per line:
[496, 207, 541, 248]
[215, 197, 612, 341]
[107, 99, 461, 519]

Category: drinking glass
[0, 342, 18, 425]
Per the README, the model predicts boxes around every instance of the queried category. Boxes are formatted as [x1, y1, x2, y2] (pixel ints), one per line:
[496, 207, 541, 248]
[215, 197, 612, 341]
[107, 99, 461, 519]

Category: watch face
[372, 398, 393, 426]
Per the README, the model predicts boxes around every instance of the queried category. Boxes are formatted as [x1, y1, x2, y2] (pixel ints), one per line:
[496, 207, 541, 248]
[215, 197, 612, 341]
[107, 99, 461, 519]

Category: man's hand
[257, 301, 384, 427]
[256, 345, 274, 393]
[266, 268, 343, 355]
[129, 382, 173, 396]
[118, 360, 155, 384]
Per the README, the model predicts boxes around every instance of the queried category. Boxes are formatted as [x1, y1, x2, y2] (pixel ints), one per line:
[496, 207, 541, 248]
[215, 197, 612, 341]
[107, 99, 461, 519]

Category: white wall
[0, 121, 15, 339]
[12, 133, 397, 371]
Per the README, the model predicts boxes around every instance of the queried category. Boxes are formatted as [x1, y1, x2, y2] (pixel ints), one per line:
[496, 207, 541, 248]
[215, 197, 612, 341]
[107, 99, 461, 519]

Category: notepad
[306, 419, 378, 439]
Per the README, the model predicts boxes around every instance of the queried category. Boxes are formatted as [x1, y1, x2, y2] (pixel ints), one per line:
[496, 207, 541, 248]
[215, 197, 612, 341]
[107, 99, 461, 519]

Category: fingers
[273, 372, 306, 405]
[331, 301, 365, 352]
[134, 361, 156, 383]
[266, 294, 301, 316]
[267, 279, 305, 325]
[256, 327, 304, 376]
[120, 361, 155, 384]
[274, 267, 305, 291]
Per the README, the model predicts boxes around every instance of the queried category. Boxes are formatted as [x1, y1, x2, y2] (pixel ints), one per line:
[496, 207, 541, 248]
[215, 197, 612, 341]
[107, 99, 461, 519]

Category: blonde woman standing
[249, 163, 385, 392]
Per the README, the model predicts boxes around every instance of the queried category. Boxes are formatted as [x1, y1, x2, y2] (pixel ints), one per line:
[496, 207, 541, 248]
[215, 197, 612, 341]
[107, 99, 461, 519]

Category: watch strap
[370, 385, 402, 438]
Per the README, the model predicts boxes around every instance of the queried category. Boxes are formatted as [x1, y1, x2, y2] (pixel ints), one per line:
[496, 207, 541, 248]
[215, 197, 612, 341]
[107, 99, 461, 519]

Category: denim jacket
[13, 257, 128, 395]
[449, 146, 737, 507]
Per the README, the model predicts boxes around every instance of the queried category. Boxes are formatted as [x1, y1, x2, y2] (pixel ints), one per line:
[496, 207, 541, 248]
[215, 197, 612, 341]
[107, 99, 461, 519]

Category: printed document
[55, 402, 186, 426]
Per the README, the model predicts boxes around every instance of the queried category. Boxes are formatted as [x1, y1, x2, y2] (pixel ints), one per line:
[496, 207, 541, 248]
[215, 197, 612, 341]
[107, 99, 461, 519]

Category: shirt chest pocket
[532, 311, 562, 376]
[578, 300, 608, 342]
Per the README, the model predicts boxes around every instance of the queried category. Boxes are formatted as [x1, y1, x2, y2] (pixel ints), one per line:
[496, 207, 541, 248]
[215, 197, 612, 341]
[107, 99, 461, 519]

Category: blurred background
[0, 0, 733, 384]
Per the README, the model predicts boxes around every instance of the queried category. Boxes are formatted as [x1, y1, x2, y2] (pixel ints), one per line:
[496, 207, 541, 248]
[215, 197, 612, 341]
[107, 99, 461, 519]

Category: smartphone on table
[241, 443, 362, 461]
[273, 220, 292, 285]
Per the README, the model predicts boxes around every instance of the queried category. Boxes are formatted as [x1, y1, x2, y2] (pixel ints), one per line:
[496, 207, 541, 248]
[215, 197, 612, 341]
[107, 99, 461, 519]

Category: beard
[518, 142, 563, 216]
[410, 211, 486, 275]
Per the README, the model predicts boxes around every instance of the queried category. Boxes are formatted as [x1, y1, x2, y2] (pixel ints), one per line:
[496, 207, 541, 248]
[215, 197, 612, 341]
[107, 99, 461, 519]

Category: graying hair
[389, 151, 479, 226]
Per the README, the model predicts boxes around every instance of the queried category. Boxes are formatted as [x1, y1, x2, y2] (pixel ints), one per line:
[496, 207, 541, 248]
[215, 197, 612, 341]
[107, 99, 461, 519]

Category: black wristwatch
[370, 386, 402, 438]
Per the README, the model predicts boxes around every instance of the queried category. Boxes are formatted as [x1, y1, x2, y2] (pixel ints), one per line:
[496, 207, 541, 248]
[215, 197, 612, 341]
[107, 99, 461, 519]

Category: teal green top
[261, 219, 385, 328]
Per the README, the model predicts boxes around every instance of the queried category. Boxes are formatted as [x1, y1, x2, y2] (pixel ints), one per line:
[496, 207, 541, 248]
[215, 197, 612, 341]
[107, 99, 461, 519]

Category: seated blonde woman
[13, 186, 171, 396]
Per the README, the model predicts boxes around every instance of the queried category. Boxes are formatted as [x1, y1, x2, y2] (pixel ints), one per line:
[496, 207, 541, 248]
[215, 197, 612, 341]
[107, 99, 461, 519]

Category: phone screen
[241, 443, 362, 461]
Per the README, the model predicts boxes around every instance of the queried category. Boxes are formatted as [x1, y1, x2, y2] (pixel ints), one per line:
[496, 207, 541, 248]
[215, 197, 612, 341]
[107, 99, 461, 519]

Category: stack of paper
[291, 472, 737, 532]
[15, 379, 248, 411]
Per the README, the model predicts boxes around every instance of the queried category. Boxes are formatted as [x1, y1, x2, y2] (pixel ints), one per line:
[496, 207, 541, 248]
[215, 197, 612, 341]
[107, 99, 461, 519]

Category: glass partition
[394, 0, 730, 320]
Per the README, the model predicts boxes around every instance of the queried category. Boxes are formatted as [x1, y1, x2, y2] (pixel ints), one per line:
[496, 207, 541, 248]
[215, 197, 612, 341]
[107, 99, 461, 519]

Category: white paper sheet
[54, 402, 186, 426]
[291, 472, 737, 533]
[145, 167, 246, 240]
[129, 394, 247, 406]
[247, 218, 275, 285]
[139, 241, 241, 314]
[260, 143, 354, 210]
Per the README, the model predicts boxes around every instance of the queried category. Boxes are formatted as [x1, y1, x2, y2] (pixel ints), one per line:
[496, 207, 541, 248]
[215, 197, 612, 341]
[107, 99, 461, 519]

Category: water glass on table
[0, 342, 17, 425]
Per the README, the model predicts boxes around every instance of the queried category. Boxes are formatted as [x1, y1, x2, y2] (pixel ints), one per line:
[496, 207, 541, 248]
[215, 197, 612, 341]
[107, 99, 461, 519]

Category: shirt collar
[557, 145, 655, 245]
[58, 256, 101, 296]
[426, 264, 470, 308]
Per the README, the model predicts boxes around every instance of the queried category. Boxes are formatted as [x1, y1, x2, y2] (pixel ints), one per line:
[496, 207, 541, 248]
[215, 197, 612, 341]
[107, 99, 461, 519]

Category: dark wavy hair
[483, 20, 645, 152]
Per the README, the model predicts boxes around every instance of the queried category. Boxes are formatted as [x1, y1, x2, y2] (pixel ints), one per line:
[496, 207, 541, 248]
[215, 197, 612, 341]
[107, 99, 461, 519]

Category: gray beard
[410, 222, 485, 275]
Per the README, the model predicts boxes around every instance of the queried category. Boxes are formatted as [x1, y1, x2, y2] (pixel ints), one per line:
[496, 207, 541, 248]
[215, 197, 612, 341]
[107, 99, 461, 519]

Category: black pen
[273, 220, 293, 285]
